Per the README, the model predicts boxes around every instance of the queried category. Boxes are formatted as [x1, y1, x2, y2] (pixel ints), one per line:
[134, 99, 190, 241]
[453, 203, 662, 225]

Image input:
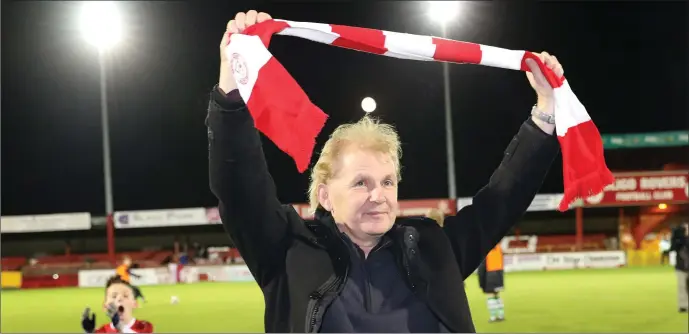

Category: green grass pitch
[2, 266, 686, 332]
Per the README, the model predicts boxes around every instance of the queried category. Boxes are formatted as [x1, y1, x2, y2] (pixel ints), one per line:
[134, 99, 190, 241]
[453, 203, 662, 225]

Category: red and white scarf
[224, 19, 614, 212]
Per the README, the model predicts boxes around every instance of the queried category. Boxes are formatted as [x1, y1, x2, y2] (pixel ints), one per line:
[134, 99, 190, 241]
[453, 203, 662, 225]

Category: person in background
[116, 256, 146, 303]
[82, 276, 153, 333]
[192, 242, 208, 264]
[163, 253, 179, 284]
[177, 252, 190, 283]
[659, 233, 671, 265]
[425, 209, 445, 227]
[477, 243, 506, 322]
[669, 222, 689, 313]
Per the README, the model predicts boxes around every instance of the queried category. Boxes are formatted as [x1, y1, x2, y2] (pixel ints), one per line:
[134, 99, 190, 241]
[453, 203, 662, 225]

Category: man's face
[123, 258, 132, 266]
[104, 283, 137, 322]
[319, 146, 399, 239]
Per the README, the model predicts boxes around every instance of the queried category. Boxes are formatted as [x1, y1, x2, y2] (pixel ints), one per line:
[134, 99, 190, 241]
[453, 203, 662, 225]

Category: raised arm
[443, 51, 564, 278]
[443, 117, 559, 278]
[127, 268, 140, 279]
[207, 87, 289, 286]
[207, 10, 288, 287]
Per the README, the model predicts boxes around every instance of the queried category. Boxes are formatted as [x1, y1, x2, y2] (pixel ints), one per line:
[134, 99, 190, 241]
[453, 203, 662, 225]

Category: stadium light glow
[79, 2, 122, 51]
[361, 97, 377, 113]
[427, 1, 462, 25]
[658, 203, 668, 210]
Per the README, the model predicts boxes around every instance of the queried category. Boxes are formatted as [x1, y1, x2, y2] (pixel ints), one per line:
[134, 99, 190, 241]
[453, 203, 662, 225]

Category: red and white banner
[397, 199, 456, 217]
[1, 212, 91, 233]
[205, 207, 222, 224]
[116, 199, 456, 228]
[114, 208, 208, 229]
[500, 235, 539, 254]
[457, 193, 567, 212]
[504, 251, 626, 272]
[225, 265, 254, 282]
[579, 171, 688, 207]
[288, 198, 456, 220]
[77, 265, 254, 287]
[181, 265, 249, 283]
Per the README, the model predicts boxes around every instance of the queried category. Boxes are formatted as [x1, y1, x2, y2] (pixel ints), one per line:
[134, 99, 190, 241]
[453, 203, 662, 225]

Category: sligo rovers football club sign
[582, 171, 688, 207]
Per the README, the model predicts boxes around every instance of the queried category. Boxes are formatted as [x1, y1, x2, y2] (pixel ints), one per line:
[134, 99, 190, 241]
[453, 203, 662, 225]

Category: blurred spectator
[477, 243, 506, 322]
[164, 254, 178, 284]
[660, 233, 671, 265]
[670, 222, 689, 313]
[192, 242, 208, 264]
[177, 252, 189, 283]
[425, 209, 445, 227]
[604, 236, 619, 250]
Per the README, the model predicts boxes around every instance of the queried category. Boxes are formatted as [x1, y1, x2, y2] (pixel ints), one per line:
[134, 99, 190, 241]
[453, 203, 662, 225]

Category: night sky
[2, 1, 687, 217]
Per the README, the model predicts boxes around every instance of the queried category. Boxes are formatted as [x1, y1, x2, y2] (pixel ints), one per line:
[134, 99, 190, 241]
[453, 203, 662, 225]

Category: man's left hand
[525, 51, 564, 112]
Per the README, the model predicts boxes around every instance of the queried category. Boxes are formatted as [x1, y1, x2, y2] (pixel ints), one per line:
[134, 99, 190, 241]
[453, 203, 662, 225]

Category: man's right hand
[82, 307, 96, 333]
[218, 10, 272, 94]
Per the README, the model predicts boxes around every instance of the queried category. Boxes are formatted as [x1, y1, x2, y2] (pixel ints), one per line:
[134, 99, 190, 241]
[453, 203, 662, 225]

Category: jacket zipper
[305, 294, 321, 333]
[400, 244, 415, 290]
[362, 264, 373, 311]
[399, 242, 455, 332]
[305, 273, 342, 332]
[361, 244, 386, 312]
[305, 239, 349, 333]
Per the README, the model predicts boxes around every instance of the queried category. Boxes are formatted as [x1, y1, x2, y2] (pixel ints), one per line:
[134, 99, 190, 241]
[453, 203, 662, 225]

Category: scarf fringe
[559, 165, 615, 211]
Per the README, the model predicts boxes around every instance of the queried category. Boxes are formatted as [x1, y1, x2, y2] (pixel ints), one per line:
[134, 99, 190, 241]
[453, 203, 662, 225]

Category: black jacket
[206, 86, 560, 332]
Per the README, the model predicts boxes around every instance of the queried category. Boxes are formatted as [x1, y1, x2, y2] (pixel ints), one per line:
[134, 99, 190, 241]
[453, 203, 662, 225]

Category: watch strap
[531, 105, 555, 124]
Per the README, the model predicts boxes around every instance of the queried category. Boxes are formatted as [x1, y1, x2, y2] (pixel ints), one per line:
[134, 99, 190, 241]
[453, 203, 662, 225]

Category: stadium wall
[1, 224, 229, 257]
[71, 250, 627, 288]
[3, 250, 630, 290]
[77, 264, 254, 288]
[21, 273, 79, 289]
[1, 271, 22, 289]
[512, 214, 619, 236]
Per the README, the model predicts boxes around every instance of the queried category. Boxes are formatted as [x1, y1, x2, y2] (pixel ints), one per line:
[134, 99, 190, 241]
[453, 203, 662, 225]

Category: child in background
[82, 276, 153, 333]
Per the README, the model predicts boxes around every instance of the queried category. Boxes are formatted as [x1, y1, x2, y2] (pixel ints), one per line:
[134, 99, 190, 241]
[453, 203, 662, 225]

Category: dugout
[568, 144, 688, 255]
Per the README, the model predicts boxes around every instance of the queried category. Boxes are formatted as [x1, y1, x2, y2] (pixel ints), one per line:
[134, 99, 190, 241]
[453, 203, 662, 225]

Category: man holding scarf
[208, 10, 564, 333]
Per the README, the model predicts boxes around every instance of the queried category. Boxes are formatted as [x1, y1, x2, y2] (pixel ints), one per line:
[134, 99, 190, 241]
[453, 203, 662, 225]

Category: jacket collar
[312, 208, 342, 237]
[310, 208, 429, 293]
[314, 207, 336, 228]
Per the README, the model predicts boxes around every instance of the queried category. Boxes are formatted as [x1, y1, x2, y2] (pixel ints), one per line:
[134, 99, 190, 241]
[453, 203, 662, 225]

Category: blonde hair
[425, 208, 445, 226]
[308, 116, 402, 213]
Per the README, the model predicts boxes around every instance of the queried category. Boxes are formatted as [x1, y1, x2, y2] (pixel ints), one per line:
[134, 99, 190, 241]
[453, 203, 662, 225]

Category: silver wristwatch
[531, 105, 555, 124]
